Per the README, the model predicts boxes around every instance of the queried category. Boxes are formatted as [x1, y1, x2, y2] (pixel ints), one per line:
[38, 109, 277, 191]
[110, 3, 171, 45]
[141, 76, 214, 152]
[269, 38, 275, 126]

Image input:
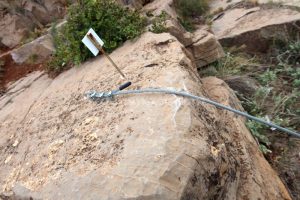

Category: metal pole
[99, 48, 126, 78]
[87, 34, 126, 79]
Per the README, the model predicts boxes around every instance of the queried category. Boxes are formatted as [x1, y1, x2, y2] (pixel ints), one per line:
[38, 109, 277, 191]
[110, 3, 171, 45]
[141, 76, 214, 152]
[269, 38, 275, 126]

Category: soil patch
[0, 55, 44, 94]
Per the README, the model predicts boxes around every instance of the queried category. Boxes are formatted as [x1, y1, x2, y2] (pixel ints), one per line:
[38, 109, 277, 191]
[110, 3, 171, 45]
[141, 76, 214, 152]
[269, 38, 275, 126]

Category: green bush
[177, 17, 195, 32]
[259, 69, 277, 85]
[49, 0, 146, 71]
[174, 0, 208, 18]
[277, 40, 300, 65]
[150, 11, 168, 34]
[246, 120, 271, 154]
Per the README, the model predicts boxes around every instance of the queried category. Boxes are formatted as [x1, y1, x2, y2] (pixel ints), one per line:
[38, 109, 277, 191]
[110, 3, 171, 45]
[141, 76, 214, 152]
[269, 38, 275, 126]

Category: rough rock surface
[143, 0, 177, 19]
[118, 0, 154, 9]
[188, 30, 225, 68]
[0, 13, 35, 49]
[258, 0, 300, 7]
[0, 32, 291, 199]
[209, 0, 300, 14]
[211, 7, 300, 52]
[164, 19, 193, 46]
[10, 34, 54, 64]
[143, 0, 224, 67]
[224, 76, 259, 98]
[0, 0, 67, 49]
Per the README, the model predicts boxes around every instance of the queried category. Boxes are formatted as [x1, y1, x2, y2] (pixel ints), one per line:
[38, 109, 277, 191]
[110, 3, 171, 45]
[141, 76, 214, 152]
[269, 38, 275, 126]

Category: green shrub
[177, 17, 195, 32]
[276, 40, 300, 65]
[205, 40, 300, 155]
[246, 120, 271, 154]
[49, 0, 146, 71]
[259, 70, 277, 85]
[150, 11, 168, 34]
[174, 0, 208, 18]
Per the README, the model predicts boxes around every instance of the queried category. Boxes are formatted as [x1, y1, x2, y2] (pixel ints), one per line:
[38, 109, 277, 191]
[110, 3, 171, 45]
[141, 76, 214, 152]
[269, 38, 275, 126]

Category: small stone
[88, 133, 98, 141]
[211, 146, 221, 157]
[12, 140, 19, 147]
[49, 140, 64, 154]
[4, 155, 12, 164]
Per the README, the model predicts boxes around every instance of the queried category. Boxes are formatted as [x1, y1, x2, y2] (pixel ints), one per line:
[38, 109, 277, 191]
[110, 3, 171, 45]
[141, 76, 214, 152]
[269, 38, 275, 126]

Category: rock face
[10, 34, 54, 64]
[119, 0, 154, 9]
[211, 7, 300, 52]
[209, 0, 300, 14]
[0, 0, 67, 49]
[0, 13, 35, 49]
[224, 76, 259, 98]
[188, 29, 225, 68]
[0, 32, 291, 199]
[143, 0, 224, 67]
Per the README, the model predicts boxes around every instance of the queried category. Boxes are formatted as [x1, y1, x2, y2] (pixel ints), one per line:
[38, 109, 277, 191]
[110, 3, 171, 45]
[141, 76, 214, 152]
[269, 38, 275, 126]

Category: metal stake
[87, 33, 126, 78]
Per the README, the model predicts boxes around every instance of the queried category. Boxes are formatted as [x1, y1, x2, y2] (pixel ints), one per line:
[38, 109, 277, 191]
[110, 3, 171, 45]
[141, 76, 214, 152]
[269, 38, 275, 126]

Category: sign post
[82, 28, 126, 79]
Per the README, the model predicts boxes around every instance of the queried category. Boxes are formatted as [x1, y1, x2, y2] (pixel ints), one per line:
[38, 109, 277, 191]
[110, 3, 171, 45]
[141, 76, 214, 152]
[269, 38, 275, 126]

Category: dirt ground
[267, 133, 300, 199]
[0, 54, 44, 95]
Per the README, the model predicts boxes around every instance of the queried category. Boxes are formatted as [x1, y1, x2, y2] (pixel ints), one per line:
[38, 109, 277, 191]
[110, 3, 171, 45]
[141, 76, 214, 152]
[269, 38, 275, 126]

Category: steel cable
[86, 88, 300, 138]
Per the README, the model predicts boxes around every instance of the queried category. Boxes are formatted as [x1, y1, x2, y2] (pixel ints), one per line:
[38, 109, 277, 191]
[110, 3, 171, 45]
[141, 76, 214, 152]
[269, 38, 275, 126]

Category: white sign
[82, 28, 104, 56]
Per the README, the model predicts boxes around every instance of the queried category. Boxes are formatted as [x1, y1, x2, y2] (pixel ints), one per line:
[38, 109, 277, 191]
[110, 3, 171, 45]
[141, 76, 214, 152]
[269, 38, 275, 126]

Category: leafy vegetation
[174, 0, 208, 18]
[259, 69, 277, 85]
[21, 28, 47, 45]
[150, 11, 168, 34]
[177, 17, 195, 32]
[174, 0, 209, 32]
[246, 120, 271, 154]
[203, 40, 300, 154]
[49, 0, 146, 72]
[201, 51, 258, 77]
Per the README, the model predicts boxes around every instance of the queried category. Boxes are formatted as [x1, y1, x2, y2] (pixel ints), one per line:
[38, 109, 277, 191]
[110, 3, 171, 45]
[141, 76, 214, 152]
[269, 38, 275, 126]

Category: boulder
[0, 13, 34, 49]
[0, 0, 67, 49]
[188, 29, 225, 68]
[165, 19, 193, 46]
[211, 7, 300, 52]
[143, 0, 224, 68]
[0, 32, 291, 199]
[224, 75, 259, 98]
[209, 0, 300, 14]
[10, 34, 54, 64]
[258, 0, 300, 7]
[23, 0, 67, 25]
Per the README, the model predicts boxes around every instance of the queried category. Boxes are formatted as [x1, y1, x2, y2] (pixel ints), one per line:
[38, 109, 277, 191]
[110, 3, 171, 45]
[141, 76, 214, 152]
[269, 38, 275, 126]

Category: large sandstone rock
[224, 75, 259, 98]
[211, 7, 300, 52]
[209, 0, 300, 14]
[119, 0, 154, 9]
[0, 32, 291, 199]
[22, 0, 67, 25]
[10, 34, 54, 64]
[143, 0, 177, 19]
[0, 0, 67, 49]
[0, 13, 35, 49]
[188, 29, 225, 68]
[258, 0, 300, 7]
[143, 0, 224, 67]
